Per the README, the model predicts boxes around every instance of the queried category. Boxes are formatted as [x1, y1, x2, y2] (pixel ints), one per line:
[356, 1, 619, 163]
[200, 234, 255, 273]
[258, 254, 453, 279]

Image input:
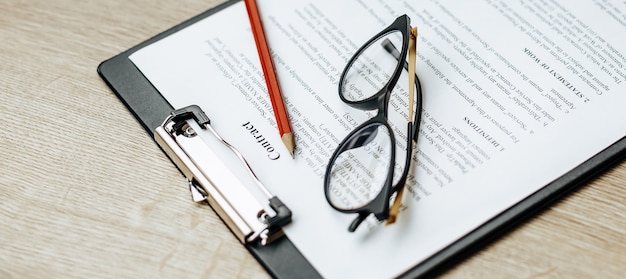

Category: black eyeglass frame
[324, 14, 423, 232]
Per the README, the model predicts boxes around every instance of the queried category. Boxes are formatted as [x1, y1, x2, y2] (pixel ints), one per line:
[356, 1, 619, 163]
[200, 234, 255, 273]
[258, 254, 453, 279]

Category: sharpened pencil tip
[282, 132, 295, 157]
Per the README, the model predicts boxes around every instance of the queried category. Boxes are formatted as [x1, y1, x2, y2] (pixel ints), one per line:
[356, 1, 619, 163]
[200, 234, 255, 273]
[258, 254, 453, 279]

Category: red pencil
[244, 0, 295, 156]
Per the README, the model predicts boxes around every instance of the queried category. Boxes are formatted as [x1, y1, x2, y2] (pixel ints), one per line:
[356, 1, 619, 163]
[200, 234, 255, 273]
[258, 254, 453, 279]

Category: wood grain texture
[0, 0, 624, 278]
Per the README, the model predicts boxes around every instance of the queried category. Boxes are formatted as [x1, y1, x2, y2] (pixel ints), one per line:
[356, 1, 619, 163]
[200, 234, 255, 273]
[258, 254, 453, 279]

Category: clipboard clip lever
[154, 105, 291, 245]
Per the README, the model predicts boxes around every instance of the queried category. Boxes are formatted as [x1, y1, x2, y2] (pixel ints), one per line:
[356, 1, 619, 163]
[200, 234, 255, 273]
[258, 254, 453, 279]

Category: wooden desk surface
[1, 0, 624, 278]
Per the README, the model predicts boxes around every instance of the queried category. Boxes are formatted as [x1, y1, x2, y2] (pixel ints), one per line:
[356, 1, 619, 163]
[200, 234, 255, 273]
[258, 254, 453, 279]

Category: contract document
[129, 0, 626, 278]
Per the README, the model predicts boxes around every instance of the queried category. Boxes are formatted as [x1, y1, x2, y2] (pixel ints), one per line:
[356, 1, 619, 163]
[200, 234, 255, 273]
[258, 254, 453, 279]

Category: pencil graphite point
[282, 132, 295, 157]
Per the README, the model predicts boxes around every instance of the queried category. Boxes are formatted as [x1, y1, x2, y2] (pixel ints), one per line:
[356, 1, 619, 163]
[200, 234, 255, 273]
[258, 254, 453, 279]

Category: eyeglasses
[324, 15, 422, 232]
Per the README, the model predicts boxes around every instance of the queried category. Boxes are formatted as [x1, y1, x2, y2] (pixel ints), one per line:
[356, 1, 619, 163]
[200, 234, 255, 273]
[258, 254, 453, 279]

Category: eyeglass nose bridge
[341, 88, 396, 121]
[344, 122, 380, 150]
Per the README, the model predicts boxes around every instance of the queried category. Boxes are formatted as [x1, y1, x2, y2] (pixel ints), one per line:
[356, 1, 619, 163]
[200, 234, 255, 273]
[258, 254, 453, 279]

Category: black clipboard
[98, 0, 626, 277]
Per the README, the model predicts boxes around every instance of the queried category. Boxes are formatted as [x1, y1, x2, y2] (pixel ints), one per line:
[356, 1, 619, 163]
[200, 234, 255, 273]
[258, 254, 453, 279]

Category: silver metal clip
[154, 105, 291, 245]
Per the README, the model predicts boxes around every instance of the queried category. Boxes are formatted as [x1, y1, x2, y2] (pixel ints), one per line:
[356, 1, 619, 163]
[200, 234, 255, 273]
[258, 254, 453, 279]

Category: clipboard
[98, 0, 626, 277]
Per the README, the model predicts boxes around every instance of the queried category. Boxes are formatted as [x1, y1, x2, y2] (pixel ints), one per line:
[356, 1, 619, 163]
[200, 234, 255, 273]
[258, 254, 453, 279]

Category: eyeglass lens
[327, 123, 394, 210]
[340, 30, 404, 102]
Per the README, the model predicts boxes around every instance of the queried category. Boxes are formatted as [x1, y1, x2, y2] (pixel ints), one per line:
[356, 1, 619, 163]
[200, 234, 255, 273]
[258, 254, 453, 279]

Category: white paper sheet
[129, 1, 626, 278]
